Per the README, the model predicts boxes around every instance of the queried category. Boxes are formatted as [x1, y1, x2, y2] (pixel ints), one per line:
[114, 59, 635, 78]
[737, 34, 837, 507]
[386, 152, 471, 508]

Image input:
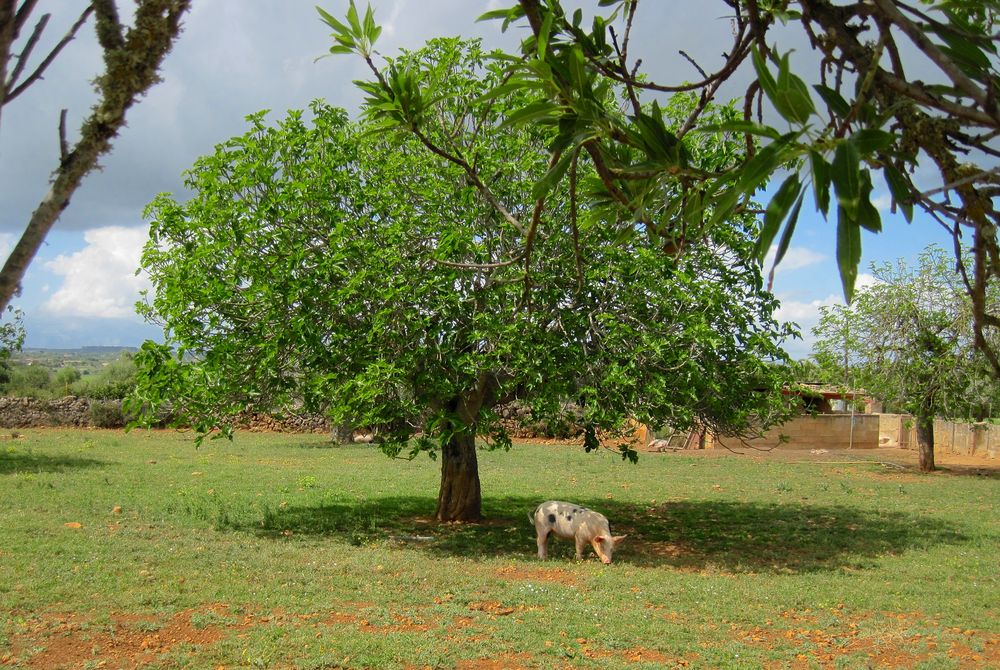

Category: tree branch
[870, 0, 994, 117]
[5, 5, 93, 104]
[0, 0, 192, 313]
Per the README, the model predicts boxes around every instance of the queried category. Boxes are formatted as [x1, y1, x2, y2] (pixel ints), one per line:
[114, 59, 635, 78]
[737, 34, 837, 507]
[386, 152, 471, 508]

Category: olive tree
[132, 40, 794, 521]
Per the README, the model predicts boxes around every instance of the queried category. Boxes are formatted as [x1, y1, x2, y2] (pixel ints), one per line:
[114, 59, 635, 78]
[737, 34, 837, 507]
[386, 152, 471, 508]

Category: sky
[0, 1, 956, 357]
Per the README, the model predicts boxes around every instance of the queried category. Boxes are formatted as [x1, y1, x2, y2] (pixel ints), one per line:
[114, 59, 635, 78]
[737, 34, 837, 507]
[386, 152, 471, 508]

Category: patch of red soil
[581, 644, 674, 663]
[12, 605, 233, 670]
[467, 601, 518, 617]
[454, 653, 534, 670]
[359, 613, 432, 634]
[495, 564, 578, 586]
[734, 608, 1000, 669]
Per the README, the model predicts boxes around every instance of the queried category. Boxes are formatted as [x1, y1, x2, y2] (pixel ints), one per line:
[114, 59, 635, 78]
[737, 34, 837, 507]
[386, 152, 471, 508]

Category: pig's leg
[536, 528, 549, 559]
[574, 536, 586, 560]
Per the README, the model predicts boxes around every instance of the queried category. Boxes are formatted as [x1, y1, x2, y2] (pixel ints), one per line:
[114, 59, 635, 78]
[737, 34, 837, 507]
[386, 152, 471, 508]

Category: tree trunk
[435, 431, 482, 522]
[915, 414, 936, 472]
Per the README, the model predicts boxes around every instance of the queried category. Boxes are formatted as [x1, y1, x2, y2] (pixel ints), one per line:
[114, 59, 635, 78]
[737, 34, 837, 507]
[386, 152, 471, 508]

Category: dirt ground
[687, 444, 1000, 476]
[524, 435, 1000, 476]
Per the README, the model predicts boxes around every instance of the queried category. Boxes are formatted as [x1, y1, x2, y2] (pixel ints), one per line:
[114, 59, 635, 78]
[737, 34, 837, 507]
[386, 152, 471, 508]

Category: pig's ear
[593, 535, 606, 543]
[612, 535, 627, 545]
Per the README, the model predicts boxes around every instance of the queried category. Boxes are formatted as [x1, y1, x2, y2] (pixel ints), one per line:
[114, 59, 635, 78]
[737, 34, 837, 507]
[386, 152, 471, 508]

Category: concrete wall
[711, 413, 879, 451]
[877, 414, 998, 459]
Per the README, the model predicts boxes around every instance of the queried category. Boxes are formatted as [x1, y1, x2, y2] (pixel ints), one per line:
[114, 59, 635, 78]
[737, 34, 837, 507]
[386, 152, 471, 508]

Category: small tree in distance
[812, 246, 1000, 471]
[132, 39, 794, 521]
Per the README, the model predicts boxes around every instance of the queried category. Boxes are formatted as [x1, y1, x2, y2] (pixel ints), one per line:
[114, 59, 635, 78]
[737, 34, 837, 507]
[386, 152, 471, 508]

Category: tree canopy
[133, 39, 794, 521]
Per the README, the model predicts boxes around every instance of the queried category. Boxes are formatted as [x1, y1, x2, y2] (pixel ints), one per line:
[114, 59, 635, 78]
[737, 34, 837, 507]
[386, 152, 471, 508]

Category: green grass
[0, 429, 997, 669]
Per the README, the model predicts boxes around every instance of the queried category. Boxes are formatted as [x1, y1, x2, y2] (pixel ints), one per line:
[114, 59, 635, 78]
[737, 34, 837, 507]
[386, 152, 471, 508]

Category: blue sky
[0, 1, 957, 358]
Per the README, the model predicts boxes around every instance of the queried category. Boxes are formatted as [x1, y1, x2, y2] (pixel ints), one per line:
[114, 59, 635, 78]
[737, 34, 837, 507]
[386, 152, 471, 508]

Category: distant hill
[12, 346, 139, 370]
[18, 346, 138, 356]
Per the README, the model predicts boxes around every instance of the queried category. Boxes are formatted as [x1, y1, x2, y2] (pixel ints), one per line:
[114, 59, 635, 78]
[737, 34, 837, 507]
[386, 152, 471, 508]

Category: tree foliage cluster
[468, 0, 1000, 376]
[134, 38, 795, 520]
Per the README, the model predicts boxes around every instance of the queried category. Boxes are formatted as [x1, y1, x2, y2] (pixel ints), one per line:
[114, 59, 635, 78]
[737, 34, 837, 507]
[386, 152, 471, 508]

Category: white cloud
[856, 272, 879, 292]
[763, 245, 825, 274]
[775, 293, 843, 358]
[775, 293, 841, 324]
[43, 226, 151, 319]
[872, 193, 894, 212]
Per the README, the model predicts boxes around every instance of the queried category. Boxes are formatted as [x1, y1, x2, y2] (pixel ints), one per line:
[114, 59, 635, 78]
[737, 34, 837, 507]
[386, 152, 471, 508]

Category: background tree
[811, 246, 1000, 471]
[0, 0, 191, 320]
[132, 39, 794, 521]
[470, 0, 1000, 376]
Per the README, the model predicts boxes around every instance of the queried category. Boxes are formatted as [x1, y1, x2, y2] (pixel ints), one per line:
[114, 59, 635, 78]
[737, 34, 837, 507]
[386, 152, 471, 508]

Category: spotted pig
[530, 500, 626, 564]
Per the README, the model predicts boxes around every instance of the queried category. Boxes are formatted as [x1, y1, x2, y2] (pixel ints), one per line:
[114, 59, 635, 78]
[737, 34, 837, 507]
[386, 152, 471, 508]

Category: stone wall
[0, 396, 333, 432]
[0, 396, 96, 428]
[881, 415, 998, 459]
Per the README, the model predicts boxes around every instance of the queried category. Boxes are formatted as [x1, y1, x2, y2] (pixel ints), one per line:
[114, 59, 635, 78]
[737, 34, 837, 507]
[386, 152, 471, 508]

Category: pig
[530, 500, 626, 564]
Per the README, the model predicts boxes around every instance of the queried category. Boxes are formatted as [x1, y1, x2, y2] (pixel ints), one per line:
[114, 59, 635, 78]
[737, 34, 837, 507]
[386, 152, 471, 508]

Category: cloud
[763, 245, 825, 274]
[774, 292, 842, 359]
[855, 272, 878, 292]
[43, 226, 151, 319]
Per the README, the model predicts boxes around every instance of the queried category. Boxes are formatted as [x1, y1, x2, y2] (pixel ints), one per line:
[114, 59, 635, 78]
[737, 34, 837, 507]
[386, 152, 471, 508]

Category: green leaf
[836, 207, 861, 302]
[499, 100, 563, 129]
[809, 150, 831, 213]
[774, 190, 806, 267]
[476, 5, 526, 31]
[630, 107, 682, 165]
[813, 84, 851, 118]
[855, 169, 882, 233]
[775, 53, 816, 124]
[831, 140, 861, 220]
[710, 133, 798, 226]
[754, 48, 814, 125]
[882, 163, 914, 223]
[751, 47, 780, 111]
[851, 128, 895, 155]
[537, 11, 554, 60]
[346, 0, 361, 33]
[532, 149, 575, 200]
[316, 6, 350, 35]
[698, 119, 782, 140]
[757, 173, 802, 263]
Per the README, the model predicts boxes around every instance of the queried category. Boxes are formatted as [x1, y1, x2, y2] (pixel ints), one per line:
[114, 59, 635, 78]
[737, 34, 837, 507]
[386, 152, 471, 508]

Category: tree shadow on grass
[0, 449, 106, 475]
[241, 494, 967, 574]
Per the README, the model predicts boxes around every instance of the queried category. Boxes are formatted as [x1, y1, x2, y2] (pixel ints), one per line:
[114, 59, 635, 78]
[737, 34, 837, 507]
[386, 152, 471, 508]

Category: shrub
[5, 364, 54, 399]
[54, 367, 82, 394]
[90, 400, 126, 428]
[72, 354, 137, 400]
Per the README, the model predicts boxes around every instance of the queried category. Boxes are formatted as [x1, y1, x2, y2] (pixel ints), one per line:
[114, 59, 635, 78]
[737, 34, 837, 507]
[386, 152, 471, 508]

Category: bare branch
[5, 5, 93, 104]
[5, 9, 47, 91]
[919, 168, 1000, 199]
[58, 107, 68, 163]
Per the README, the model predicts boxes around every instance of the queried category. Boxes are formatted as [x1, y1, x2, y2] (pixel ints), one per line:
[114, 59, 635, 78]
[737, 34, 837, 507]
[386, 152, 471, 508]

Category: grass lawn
[0, 429, 997, 669]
